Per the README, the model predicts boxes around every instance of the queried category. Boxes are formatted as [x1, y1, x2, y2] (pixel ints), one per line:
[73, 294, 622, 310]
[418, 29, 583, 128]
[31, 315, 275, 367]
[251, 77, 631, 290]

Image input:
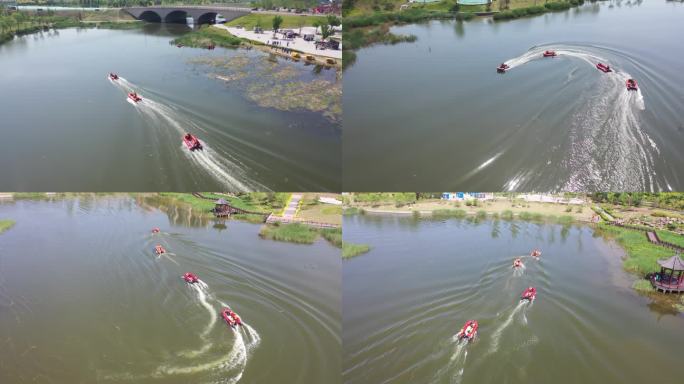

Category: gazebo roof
[657, 255, 684, 271]
[215, 198, 228, 205]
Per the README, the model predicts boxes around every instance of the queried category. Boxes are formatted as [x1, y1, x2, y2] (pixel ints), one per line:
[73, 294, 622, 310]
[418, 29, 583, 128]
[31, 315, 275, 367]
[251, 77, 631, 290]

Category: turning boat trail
[109, 77, 269, 192]
[500, 44, 663, 191]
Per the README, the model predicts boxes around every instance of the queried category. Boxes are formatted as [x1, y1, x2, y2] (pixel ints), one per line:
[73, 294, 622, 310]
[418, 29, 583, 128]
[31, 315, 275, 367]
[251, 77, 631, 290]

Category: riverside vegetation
[0, 7, 140, 45]
[342, 0, 587, 68]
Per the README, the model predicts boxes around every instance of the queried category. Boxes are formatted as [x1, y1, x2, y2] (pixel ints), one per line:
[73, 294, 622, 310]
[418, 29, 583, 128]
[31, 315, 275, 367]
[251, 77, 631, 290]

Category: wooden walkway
[609, 222, 684, 253]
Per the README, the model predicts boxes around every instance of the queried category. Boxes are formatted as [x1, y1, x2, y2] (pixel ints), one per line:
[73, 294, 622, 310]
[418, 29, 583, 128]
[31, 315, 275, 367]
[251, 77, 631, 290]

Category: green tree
[272, 15, 283, 33]
[326, 15, 340, 27]
[317, 21, 332, 41]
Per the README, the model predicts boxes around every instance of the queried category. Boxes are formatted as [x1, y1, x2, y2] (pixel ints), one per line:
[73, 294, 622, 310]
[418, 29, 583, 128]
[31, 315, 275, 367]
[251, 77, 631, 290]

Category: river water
[343, 214, 684, 384]
[343, 0, 684, 191]
[0, 25, 341, 191]
[0, 196, 341, 383]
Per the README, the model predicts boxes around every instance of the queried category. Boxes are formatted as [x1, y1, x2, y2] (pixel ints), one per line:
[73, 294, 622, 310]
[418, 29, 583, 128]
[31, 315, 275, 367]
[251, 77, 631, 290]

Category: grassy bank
[157, 192, 286, 214]
[342, 0, 584, 69]
[259, 222, 342, 247]
[596, 223, 674, 275]
[342, 242, 371, 259]
[493, 0, 584, 20]
[226, 13, 327, 29]
[0, 219, 15, 235]
[172, 25, 244, 48]
[0, 10, 140, 45]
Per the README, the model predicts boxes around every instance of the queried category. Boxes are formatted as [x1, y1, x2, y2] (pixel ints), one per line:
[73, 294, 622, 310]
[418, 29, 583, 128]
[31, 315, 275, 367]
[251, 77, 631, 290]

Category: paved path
[213, 25, 342, 59]
[282, 194, 302, 219]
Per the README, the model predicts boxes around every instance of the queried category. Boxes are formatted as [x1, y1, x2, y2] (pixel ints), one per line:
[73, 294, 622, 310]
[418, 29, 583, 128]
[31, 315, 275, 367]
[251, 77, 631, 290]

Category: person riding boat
[513, 258, 523, 268]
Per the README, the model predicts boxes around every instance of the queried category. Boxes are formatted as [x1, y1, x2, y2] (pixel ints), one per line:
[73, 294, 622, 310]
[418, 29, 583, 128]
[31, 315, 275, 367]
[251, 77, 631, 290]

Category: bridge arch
[139, 10, 161, 23]
[197, 12, 218, 25]
[165, 10, 188, 24]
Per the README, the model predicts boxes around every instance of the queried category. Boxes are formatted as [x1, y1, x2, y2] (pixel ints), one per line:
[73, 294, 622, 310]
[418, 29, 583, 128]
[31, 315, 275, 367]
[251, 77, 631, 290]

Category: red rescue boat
[513, 258, 523, 269]
[542, 50, 557, 57]
[626, 78, 638, 91]
[497, 63, 510, 73]
[183, 272, 199, 284]
[521, 286, 537, 302]
[109, 73, 119, 81]
[151, 227, 160, 233]
[530, 249, 542, 258]
[154, 245, 166, 255]
[456, 320, 478, 341]
[183, 133, 203, 151]
[128, 92, 142, 103]
[221, 308, 242, 328]
[596, 63, 612, 73]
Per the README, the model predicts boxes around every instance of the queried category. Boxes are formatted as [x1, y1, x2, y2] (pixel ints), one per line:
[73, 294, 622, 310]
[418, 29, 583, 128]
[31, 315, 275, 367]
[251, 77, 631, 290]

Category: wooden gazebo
[650, 254, 684, 293]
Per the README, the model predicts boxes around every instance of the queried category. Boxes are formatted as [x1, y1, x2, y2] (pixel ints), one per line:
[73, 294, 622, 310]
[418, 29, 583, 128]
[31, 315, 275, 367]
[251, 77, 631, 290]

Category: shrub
[342, 242, 371, 259]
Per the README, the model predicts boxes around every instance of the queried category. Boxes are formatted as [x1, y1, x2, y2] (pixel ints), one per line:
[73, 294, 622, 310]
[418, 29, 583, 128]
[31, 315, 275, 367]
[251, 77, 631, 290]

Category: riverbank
[0, 9, 140, 46]
[259, 222, 342, 247]
[158, 193, 342, 246]
[174, 24, 342, 68]
[344, 197, 591, 223]
[342, 0, 585, 68]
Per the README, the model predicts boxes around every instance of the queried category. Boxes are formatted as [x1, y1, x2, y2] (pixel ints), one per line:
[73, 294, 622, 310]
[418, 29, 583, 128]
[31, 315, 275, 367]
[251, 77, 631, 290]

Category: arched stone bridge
[122, 6, 251, 25]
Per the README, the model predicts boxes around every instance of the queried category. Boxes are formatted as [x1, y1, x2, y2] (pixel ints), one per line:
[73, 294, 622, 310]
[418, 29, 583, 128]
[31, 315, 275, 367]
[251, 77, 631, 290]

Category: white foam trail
[108, 77, 267, 192]
[152, 298, 257, 382]
[433, 337, 469, 383]
[488, 302, 524, 354]
[502, 46, 658, 191]
[194, 284, 217, 339]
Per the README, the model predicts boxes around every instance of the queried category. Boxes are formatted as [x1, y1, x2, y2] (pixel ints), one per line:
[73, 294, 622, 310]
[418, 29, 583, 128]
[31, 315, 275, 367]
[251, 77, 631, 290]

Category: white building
[442, 192, 493, 201]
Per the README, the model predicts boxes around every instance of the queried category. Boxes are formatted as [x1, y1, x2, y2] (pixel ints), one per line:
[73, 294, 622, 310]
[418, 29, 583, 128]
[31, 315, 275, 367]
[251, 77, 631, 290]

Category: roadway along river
[343, 0, 684, 191]
[343, 214, 684, 384]
[0, 24, 341, 191]
[0, 196, 341, 383]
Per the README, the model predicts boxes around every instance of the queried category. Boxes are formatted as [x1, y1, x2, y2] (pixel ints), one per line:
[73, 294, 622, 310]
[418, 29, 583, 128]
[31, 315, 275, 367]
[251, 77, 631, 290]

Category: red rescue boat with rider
[456, 320, 478, 342]
[221, 308, 242, 328]
[183, 133, 203, 151]
[183, 272, 199, 284]
[521, 287, 537, 302]
[626, 79, 638, 91]
[128, 92, 142, 103]
[596, 63, 612, 73]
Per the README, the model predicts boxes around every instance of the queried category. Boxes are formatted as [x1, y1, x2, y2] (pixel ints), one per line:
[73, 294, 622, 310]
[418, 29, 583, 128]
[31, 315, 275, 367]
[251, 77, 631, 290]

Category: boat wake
[101, 276, 260, 383]
[432, 337, 469, 384]
[487, 301, 526, 355]
[501, 44, 661, 191]
[109, 77, 268, 192]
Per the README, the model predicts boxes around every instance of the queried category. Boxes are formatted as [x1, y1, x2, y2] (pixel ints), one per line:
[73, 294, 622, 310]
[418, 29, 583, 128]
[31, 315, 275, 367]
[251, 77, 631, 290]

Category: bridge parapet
[123, 6, 251, 24]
